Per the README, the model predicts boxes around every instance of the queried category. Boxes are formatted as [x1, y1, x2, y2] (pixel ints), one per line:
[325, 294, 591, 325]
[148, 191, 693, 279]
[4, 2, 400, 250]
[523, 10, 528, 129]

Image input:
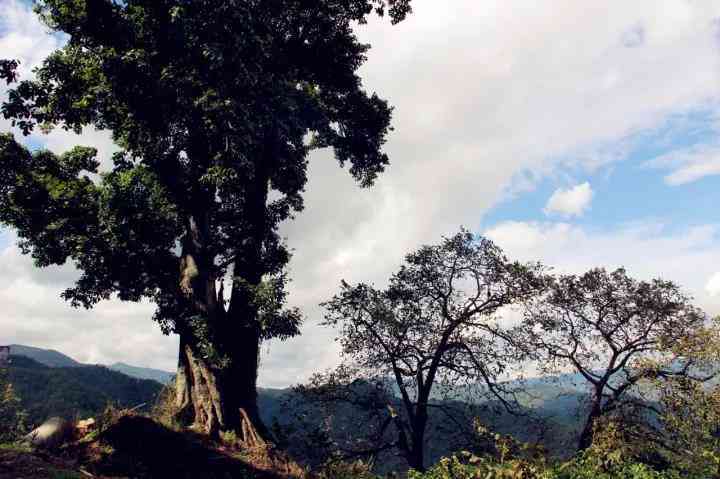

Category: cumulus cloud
[485, 220, 720, 314]
[646, 142, 720, 185]
[0, 1, 118, 168]
[2, 0, 720, 387]
[543, 182, 594, 217]
[0, 240, 178, 370]
[706, 272, 720, 297]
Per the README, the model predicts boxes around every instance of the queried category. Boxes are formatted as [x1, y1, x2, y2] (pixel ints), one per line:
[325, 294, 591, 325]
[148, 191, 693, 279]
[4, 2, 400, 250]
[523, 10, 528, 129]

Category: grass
[49, 472, 85, 479]
[0, 441, 31, 452]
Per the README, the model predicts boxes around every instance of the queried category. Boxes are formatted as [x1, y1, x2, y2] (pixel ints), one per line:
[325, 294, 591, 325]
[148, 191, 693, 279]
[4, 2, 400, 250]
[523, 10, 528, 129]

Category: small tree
[305, 230, 547, 471]
[523, 267, 714, 451]
[0, 367, 27, 442]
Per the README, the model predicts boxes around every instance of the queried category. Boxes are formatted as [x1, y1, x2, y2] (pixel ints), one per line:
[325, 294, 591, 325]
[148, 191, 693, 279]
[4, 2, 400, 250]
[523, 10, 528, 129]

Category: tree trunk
[174, 328, 266, 444]
[408, 405, 427, 471]
[172, 128, 275, 442]
[175, 337, 225, 437]
[172, 210, 268, 442]
[407, 435, 426, 472]
[578, 399, 603, 451]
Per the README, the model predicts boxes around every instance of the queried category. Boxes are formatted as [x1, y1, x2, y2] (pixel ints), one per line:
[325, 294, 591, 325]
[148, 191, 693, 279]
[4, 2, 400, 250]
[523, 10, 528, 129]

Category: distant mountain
[5, 344, 585, 472]
[109, 362, 175, 384]
[8, 344, 175, 384]
[8, 344, 82, 368]
[5, 345, 586, 462]
[8, 355, 163, 426]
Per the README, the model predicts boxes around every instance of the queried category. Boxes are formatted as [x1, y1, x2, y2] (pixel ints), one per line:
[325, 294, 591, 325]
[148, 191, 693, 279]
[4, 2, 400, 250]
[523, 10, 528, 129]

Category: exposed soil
[74, 415, 286, 478]
[0, 445, 88, 479]
[2, 415, 300, 479]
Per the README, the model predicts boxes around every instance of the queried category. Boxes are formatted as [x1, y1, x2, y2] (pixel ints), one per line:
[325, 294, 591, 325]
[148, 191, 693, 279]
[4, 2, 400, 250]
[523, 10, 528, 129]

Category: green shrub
[0, 368, 28, 442]
[312, 459, 379, 479]
[410, 451, 557, 479]
[409, 422, 693, 479]
[409, 452, 687, 479]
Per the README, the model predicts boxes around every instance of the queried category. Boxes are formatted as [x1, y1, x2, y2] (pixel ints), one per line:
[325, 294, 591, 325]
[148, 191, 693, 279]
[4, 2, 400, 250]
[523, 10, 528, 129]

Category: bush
[150, 383, 184, 431]
[0, 368, 28, 442]
[409, 452, 686, 479]
[312, 459, 379, 479]
[409, 422, 691, 479]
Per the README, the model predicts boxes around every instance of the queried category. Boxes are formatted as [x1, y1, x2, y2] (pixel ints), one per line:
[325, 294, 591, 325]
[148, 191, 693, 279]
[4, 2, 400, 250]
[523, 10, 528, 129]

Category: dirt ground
[0, 445, 89, 479]
[1, 414, 298, 479]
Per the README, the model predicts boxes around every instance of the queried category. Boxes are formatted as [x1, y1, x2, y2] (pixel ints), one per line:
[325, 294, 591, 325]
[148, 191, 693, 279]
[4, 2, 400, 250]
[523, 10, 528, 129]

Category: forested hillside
[107, 362, 175, 385]
[7, 345, 581, 470]
[8, 344, 82, 368]
[7, 355, 162, 426]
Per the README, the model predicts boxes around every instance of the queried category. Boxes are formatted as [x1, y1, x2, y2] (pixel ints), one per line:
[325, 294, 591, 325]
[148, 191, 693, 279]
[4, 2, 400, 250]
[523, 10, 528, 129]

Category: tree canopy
[522, 267, 717, 450]
[304, 230, 548, 470]
[0, 0, 413, 436]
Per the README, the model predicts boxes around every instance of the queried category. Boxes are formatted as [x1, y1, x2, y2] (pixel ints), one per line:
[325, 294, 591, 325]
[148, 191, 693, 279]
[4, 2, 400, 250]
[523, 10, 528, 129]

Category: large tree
[303, 230, 547, 471]
[0, 0, 412, 438]
[522, 267, 715, 451]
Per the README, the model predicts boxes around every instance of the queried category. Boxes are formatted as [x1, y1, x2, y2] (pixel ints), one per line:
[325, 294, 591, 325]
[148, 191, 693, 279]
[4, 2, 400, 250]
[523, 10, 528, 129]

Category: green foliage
[0, 0, 409, 329]
[150, 383, 184, 431]
[0, 367, 28, 442]
[0, 2, 415, 428]
[313, 229, 549, 469]
[655, 374, 720, 476]
[313, 459, 380, 479]
[409, 454, 551, 479]
[8, 355, 162, 427]
[405, 411, 720, 479]
[410, 448, 684, 479]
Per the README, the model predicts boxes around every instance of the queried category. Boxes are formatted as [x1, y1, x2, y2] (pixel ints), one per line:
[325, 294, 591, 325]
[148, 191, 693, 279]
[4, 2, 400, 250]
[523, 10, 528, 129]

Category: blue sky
[481, 108, 720, 233]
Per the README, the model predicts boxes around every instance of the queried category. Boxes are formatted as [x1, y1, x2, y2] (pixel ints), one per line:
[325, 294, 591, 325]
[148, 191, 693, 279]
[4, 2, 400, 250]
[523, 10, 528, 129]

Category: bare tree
[522, 267, 715, 451]
[300, 230, 547, 471]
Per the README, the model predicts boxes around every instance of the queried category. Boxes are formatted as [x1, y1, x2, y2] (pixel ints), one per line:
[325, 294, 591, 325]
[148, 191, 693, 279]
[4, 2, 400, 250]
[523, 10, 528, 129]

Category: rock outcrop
[24, 417, 75, 449]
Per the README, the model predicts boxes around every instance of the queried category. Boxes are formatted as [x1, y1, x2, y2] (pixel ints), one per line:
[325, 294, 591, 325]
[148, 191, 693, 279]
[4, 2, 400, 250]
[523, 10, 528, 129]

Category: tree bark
[172, 212, 268, 441]
[174, 331, 266, 443]
[408, 408, 427, 471]
[171, 161, 273, 440]
[578, 397, 603, 451]
[175, 337, 225, 436]
[171, 128, 275, 442]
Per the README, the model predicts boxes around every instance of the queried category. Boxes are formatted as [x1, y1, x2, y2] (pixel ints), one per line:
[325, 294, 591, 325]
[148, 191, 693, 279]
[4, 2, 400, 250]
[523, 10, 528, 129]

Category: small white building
[0, 346, 9, 366]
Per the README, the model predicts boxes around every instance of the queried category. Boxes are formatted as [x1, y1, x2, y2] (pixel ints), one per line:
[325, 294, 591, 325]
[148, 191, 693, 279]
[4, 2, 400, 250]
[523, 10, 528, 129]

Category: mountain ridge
[7, 344, 176, 384]
[108, 361, 175, 384]
[8, 344, 82, 368]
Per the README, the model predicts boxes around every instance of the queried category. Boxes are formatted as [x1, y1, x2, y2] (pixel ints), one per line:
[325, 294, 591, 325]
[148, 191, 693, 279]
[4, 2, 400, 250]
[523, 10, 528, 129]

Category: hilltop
[7, 344, 175, 384]
[8, 344, 82, 368]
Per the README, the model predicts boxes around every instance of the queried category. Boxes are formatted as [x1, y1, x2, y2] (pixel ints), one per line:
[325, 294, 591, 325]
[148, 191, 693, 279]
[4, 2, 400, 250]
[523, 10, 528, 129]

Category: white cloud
[0, 1, 118, 169]
[646, 143, 720, 185]
[0, 240, 178, 370]
[706, 272, 720, 297]
[485, 221, 720, 315]
[2, 0, 720, 387]
[544, 182, 594, 217]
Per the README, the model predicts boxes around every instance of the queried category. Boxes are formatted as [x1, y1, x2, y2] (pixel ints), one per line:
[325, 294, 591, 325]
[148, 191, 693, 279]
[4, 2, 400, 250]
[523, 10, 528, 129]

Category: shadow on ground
[76, 415, 285, 478]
